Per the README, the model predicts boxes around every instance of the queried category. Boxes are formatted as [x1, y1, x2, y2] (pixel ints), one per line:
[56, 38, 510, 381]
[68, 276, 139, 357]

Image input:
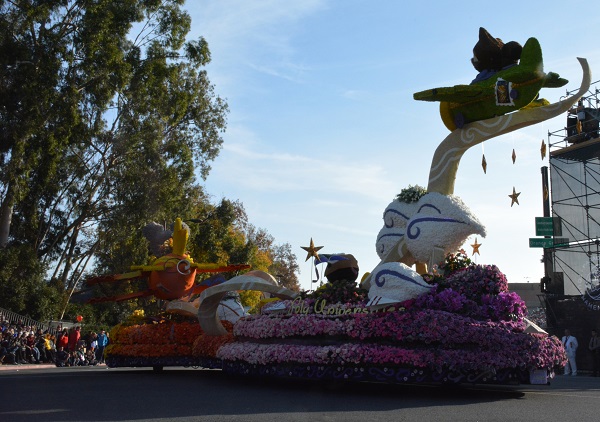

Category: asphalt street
[1, 365, 599, 422]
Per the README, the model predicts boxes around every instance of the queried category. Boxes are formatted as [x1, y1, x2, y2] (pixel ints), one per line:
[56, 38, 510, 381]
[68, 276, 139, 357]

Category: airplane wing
[413, 84, 484, 103]
[192, 263, 251, 273]
[87, 289, 154, 303]
[86, 270, 144, 286]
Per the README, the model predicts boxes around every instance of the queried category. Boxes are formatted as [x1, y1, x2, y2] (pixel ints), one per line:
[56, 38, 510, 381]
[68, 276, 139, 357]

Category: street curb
[0, 363, 107, 372]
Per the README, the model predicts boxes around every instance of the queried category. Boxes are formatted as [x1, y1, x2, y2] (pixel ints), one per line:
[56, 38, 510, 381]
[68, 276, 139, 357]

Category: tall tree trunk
[0, 183, 16, 248]
[60, 226, 80, 290]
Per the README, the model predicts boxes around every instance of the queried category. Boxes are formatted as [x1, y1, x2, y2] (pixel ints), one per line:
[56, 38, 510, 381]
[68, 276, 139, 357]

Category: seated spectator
[44, 333, 57, 363]
[86, 347, 98, 366]
[16, 332, 29, 364]
[55, 346, 70, 367]
[35, 330, 49, 363]
[72, 348, 86, 366]
[3, 330, 22, 364]
[0, 334, 10, 365]
[24, 332, 41, 363]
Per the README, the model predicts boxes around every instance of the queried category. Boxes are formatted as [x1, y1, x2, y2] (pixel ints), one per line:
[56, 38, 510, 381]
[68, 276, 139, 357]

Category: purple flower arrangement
[218, 334, 563, 372]
[215, 252, 566, 382]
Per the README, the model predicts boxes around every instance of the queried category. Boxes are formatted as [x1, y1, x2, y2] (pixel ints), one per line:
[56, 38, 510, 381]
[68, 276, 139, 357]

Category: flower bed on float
[211, 253, 566, 385]
[105, 312, 232, 369]
[104, 260, 564, 384]
[105, 252, 566, 384]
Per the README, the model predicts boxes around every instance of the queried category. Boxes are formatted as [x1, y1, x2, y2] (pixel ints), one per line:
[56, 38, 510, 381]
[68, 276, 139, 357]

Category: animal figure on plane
[414, 27, 568, 130]
[86, 218, 250, 303]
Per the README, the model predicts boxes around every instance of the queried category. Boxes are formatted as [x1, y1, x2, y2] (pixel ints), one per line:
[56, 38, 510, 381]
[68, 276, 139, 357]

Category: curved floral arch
[198, 271, 297, 335]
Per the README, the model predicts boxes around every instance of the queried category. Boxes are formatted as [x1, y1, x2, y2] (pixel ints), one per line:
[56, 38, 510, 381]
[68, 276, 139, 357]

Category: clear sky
[184, 0, 600, 292]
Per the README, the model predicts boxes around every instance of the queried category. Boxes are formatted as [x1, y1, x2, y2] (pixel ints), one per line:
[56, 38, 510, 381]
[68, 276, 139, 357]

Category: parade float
[98, 28, 589, 384]
[87, 218, 251, 370]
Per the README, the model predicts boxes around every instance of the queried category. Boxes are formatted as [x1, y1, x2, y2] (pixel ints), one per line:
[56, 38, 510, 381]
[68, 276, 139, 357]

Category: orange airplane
[86, 218, 250, 303]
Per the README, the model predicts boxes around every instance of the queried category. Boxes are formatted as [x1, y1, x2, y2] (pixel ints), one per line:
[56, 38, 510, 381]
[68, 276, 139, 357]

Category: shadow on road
[0, 367, 530, 421]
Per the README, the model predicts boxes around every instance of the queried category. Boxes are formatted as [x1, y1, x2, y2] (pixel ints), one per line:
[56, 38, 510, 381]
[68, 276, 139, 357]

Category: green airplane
[413, 37, 568, 131]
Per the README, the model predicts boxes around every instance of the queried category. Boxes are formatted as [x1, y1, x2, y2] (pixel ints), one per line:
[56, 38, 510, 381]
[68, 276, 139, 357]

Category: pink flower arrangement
[217, 333, 564, 372]
[222, 254, 566, 378]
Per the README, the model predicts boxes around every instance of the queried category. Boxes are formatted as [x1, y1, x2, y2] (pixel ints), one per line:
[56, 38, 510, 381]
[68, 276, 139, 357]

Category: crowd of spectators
[0, 318, 109, 367]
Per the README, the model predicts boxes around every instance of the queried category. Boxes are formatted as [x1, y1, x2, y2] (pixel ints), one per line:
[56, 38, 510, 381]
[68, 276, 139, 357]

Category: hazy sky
[184, 0, 600, 291]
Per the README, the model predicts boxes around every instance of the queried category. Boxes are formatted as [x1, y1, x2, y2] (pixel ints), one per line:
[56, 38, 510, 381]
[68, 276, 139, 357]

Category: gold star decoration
[541, 140, 547, 160]
[471, 238, 482, 256]
[509, 187, 521, 207]
[301, 238, 323, 262]
[544, 185, 549, 201]
[512, 149, 516, 164]
[481, 154, 487, 174]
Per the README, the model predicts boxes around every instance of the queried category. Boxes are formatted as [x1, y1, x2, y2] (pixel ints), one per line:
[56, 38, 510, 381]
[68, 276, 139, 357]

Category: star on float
[540, 140, 547, 160]
[301, 238, 323, 262]
[509, 187, 521, 207]
[471, 238, 482, 256]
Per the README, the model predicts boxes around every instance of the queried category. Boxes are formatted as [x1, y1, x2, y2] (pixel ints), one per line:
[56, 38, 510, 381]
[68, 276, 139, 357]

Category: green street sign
[529, 237, 570, 248]
[535, 217, 562, 236]
[529, 238, 553, 248]
[553, 237, 570, 247]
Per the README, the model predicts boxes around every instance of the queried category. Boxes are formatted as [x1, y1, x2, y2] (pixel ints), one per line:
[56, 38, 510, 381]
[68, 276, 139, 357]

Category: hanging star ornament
[509, 187, 521, 207]
[301, 238, 323, 262]
[481, 154, 487, 174]
[541, 140, 547, 160]
[471, 238, 482, 256]
[544, 185, 549, 201]
[512, 149, 517, 164]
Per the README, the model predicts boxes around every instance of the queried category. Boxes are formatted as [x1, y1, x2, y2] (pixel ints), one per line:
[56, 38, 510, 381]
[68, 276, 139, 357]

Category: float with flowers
[201, 251, 563, 385]
[103, 29, 590, 384]
[190, 31, 592, 385]
[88, 217, 251, 370]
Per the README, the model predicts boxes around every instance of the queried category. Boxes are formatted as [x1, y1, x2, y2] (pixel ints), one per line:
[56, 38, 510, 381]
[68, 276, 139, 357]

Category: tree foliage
[269, 243, 300, 292]
[0, 1, 300, 323]
[0, 0, 227, 293]
[0, 244, 62, 320]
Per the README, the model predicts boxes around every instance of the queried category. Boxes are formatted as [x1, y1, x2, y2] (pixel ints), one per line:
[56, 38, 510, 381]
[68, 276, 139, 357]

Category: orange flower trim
[193, 333, 234, 358]
[107, 321, 206, 358]
[107, 344, 193, 357]
[191, 321, 233, 358]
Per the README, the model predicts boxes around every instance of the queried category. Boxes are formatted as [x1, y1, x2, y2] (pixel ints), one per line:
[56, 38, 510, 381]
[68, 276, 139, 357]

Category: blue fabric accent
[471, 69, 497, 84]
[314, 254, 349, 266]
[406, 217, 466, 239]
[374, 268, 423, 288]
[383, 208, 411, 228]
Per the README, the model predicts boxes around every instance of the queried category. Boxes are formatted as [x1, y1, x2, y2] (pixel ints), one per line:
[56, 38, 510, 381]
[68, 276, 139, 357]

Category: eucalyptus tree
[269, 243, 300, 291]
[0, 0, 228, 296]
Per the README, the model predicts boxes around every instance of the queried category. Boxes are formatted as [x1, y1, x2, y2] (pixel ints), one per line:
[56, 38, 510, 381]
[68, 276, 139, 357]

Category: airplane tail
[518, 37, 543, 73]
